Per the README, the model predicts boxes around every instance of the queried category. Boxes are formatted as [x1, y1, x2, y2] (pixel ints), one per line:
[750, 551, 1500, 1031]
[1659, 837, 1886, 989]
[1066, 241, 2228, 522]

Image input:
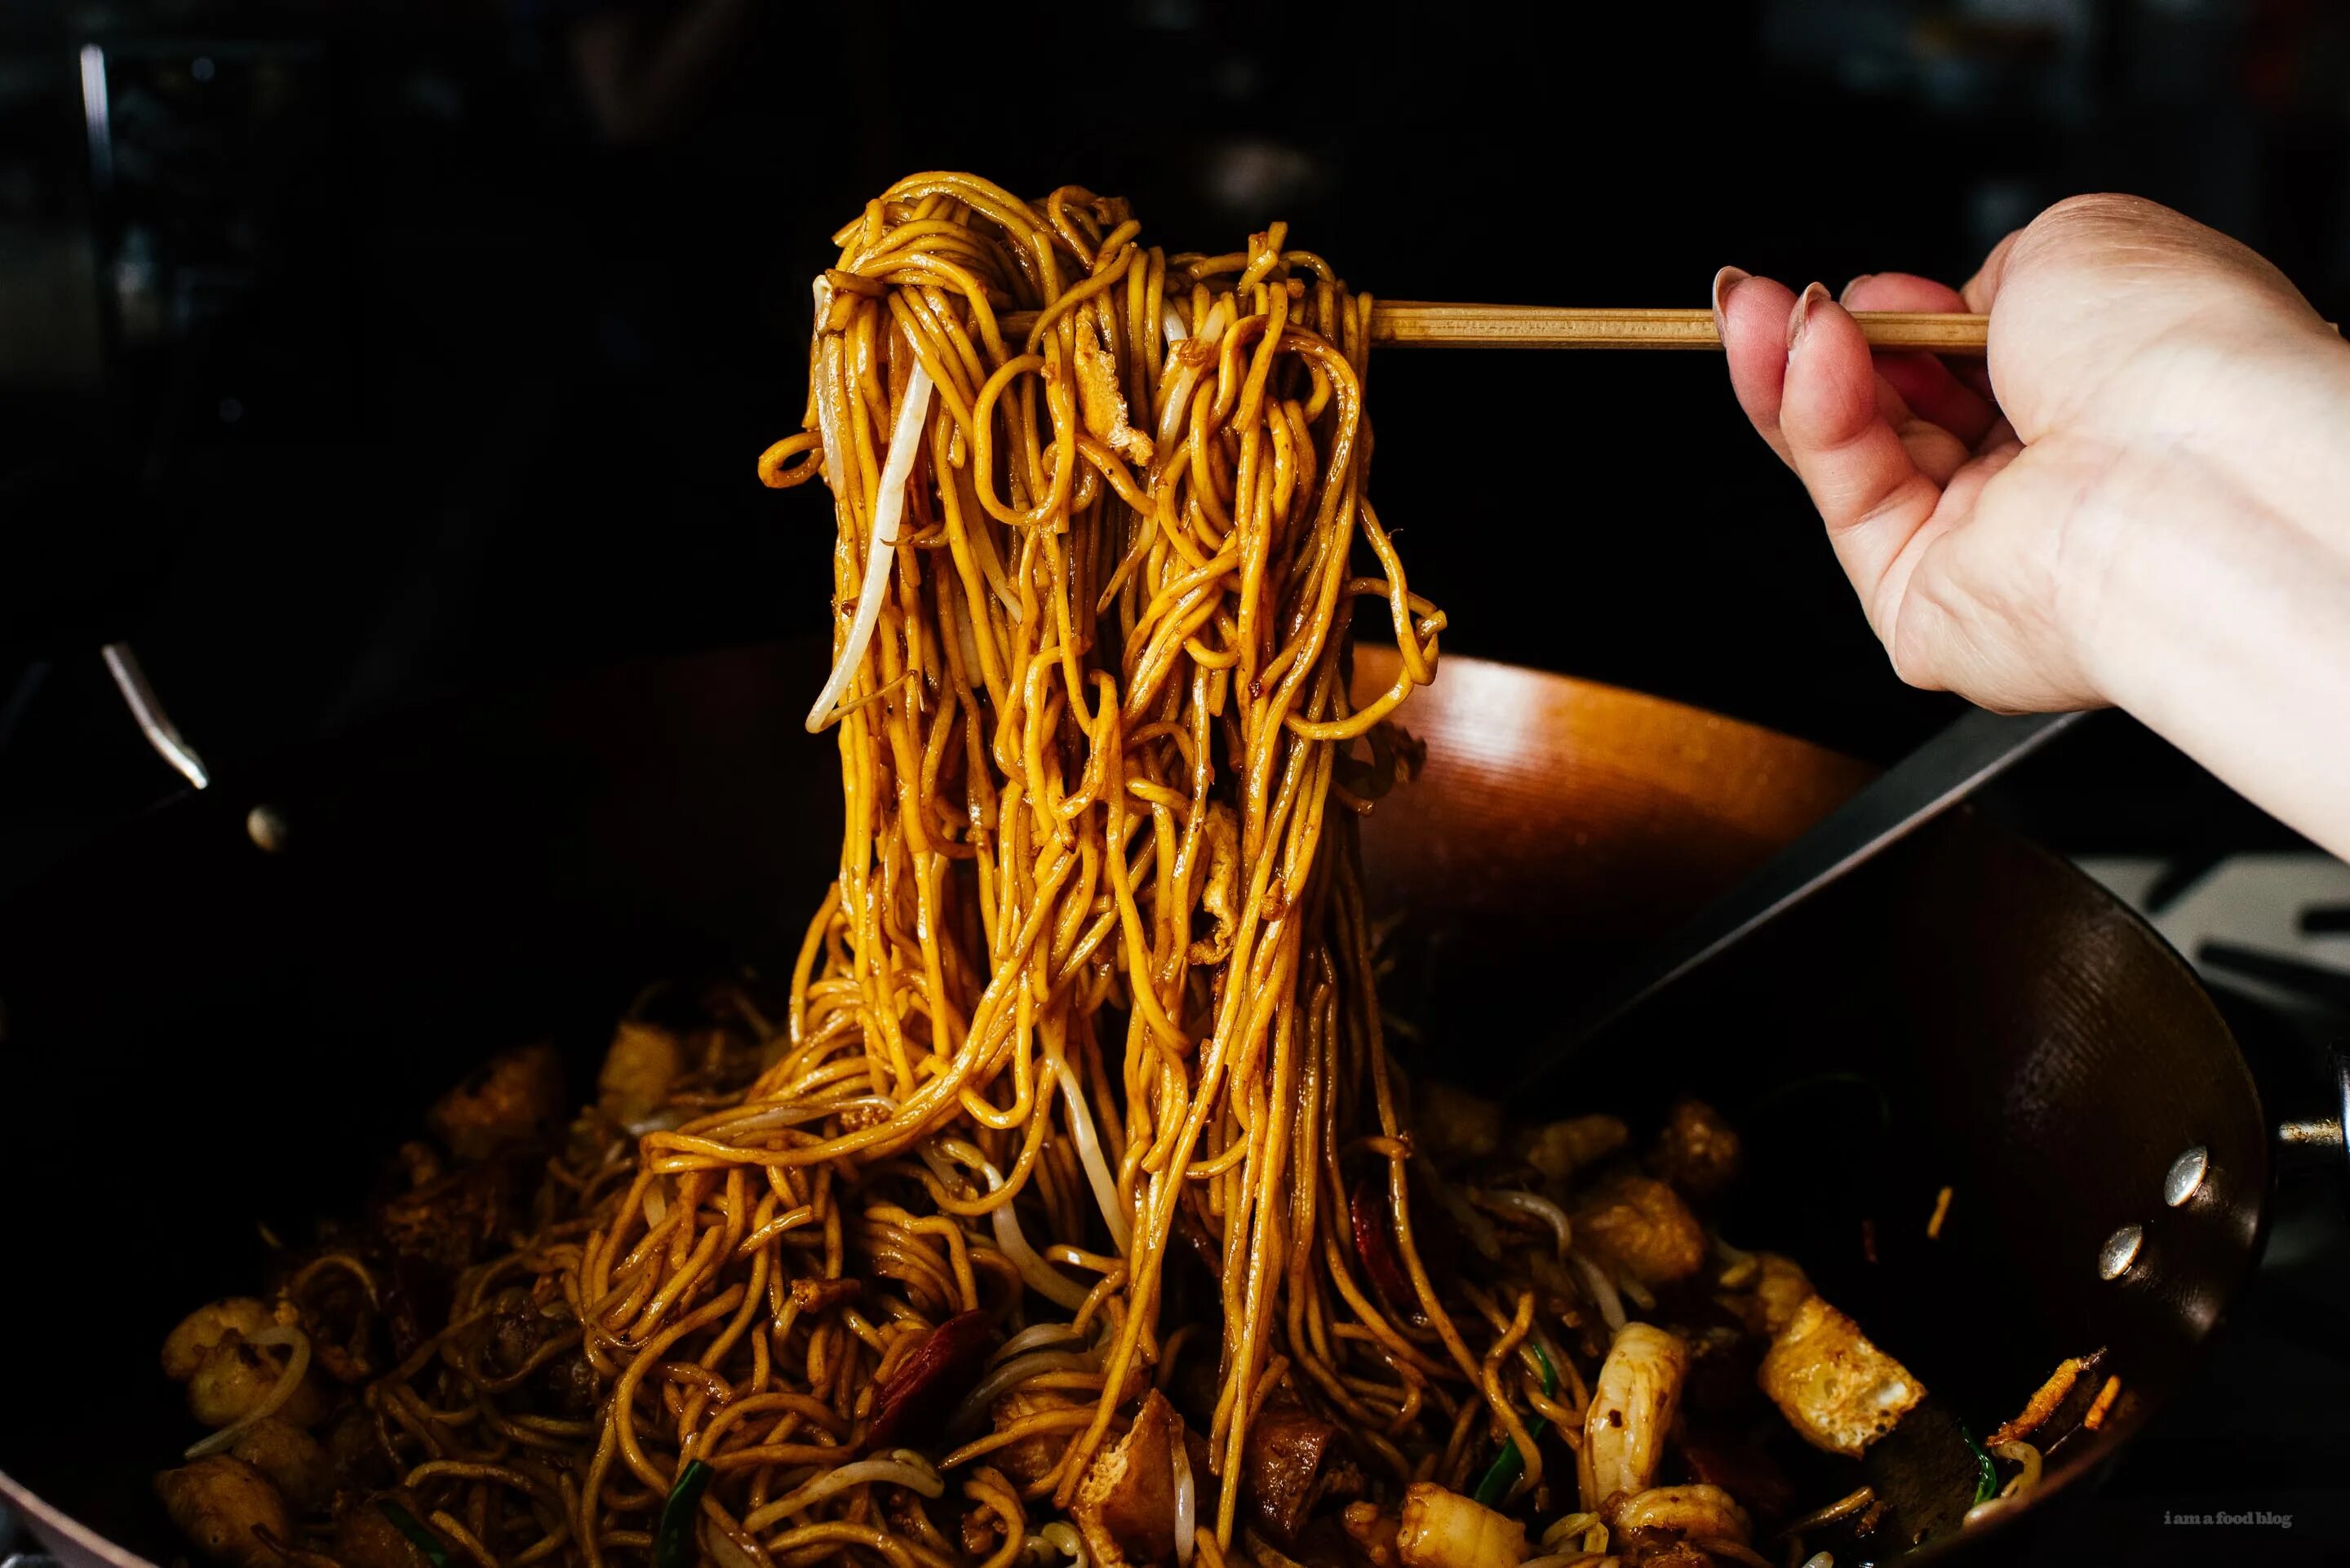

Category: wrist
[2068, 346, 2350, 855]
[2071, 334, 2350, 701]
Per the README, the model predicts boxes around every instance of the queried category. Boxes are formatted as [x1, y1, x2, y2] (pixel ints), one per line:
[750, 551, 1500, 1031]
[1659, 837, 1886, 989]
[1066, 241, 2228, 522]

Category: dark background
[1, 0, 2346, 879]
[4, 6, 2350, 1562]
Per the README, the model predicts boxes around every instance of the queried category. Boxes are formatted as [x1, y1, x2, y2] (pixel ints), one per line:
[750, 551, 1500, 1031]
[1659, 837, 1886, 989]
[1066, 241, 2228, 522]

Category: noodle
[468, 173, 1442, 1557]
[149, 173, 1976, 1568]
[747, 175, 1450, 1548]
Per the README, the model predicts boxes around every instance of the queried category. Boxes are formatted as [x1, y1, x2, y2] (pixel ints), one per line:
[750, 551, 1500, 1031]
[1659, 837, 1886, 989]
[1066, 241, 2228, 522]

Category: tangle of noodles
[156, 173, 1935, 1568]
[747, 170, 1451, 1552]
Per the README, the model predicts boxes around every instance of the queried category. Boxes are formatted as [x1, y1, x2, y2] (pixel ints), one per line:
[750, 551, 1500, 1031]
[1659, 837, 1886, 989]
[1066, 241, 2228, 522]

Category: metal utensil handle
[2270, 1046, 2350, 1181]
[1514, 706, 2091, 1094]
[2193, 943, 2350, 1185]
[100, 643, 210, 790]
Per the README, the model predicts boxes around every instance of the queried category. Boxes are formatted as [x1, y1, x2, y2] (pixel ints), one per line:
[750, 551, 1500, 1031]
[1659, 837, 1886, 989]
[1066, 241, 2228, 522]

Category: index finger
[1778, 283, 1951, 624]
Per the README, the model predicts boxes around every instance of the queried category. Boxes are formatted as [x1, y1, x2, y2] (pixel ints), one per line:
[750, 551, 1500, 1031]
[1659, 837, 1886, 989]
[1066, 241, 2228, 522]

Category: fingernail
[1787, 281, 1829, 356]
[1710, 265, 1749, 336]
[1838, 272, 1874, 306]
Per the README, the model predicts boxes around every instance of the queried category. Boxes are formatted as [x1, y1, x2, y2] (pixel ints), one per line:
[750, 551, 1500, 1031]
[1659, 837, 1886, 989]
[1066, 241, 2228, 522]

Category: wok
[0, 640, 2270, 1565]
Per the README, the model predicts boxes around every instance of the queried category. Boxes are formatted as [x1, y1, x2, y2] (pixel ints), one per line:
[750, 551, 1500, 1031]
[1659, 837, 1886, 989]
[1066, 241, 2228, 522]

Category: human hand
[1714, 193, 2350, 715]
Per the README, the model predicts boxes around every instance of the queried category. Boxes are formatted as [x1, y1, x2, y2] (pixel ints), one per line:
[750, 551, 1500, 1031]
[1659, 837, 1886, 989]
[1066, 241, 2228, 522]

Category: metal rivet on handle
[2163, 1145, 2209, 1207]
[2098, 1224, 2144, 1281]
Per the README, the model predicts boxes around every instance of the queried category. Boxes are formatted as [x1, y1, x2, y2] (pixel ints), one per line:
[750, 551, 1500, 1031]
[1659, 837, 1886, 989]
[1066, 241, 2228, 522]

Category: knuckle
[2016, 193, 2154, 268]
[2035, 191, 2148, 233]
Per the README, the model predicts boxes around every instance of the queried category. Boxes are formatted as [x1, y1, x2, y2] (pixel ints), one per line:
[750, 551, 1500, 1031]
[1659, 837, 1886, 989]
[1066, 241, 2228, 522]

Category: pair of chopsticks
[1007, 301, 2345, 352]
[1000, 303, 1993, 354]
[1368, 303, 1989, 353]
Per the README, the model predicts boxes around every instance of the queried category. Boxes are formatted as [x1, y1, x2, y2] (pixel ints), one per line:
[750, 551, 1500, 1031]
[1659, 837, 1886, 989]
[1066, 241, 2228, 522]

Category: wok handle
[2197, 943, 2350, 1183]
[100, 642, 210, 790]
[1518, 705, 2089, 1089]
[2273, 1045, 2350, 1180]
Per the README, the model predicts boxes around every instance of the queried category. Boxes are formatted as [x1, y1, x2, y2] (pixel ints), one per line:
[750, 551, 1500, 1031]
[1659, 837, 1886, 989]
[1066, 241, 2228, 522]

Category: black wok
[0, 640, 2271, 1564]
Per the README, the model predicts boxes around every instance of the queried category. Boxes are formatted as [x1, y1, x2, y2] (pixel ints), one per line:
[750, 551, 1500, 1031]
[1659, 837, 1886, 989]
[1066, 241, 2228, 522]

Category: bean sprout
[184, 1327, 311, 1461]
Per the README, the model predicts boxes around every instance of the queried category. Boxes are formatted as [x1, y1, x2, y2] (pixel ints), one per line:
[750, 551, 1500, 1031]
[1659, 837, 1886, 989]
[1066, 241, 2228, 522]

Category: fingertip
[1780, 286, 1889, 455]
[1710, 264, 1751, 328]
[1718, 270, 1798, 345]
[1819, 272, 1998, 440]
[1787, 281, 1832, 356]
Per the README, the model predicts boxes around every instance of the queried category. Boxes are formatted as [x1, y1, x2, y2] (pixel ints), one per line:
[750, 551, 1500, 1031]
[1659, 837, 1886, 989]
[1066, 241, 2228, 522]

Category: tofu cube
[1758, 1295, 1924, 1456]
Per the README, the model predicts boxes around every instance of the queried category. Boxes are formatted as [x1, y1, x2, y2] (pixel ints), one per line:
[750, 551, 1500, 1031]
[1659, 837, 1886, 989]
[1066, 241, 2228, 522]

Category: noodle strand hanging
[151, 175, 1984, 1568]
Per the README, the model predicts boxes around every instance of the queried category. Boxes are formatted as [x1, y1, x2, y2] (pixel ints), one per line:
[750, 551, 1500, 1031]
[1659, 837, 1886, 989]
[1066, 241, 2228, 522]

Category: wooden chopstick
[1369, 303, 1989, 354]
[1374, 303, 2338, 352]
[995, 303, 1989, 355]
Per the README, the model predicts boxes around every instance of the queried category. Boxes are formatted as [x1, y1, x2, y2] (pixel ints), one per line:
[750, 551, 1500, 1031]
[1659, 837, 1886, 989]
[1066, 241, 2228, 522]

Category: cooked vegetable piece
[426, 1041, 565, 1160]
[1715, 1249, 1815, 1335]
[991, 1388, 1089, 1482]
[1071, 1389, 1182, 1568]
[1243, 1402, 1361, 1542]
[371, 1499, 451, 1568]
[372, 1162, 514, 1270]
[790, 1275, 862, 1314]
[329, 1504, 433, 1568]
[1617, 1544, 1711, 1568]
[390, 1139, 443, 1190]
[597, 1019, 685, 1128]
[1572, 1175, 1707, 1288]
[323, 1404, 397, 1491]
[1242, 1528, 1310, 1568]
[1963, 1424, 1997, 1504]
[1350, 1175, 1413, 1304]
[1748, 1252, 1816, 1336]
[656, 1459, 714, 1568]
[187, 1331, 326, 1430]
[1471, 1340, 1555, 1506]
[1341, 1501, 1403, 1568]
[1607, 1482, 1753, 1544]
[1072, 308, 1155, 463]
[153, 1456, 290, 1568]
[226, 1417, 330, 1512]
[1187, 803, 1241, 965]
[533, 1343, 599, 1418]
[1584, 1323, 1690, 1505]
[868, 1309, 997, 1448]
[959, 1507, 1002, 1558]
[1647, 1098, 1742, 1200]
[1758, 1295, 1925, 1456]
[1412, 1079, 1505, 1162]
[1678, 1430, 1794, 1521]
[298, 1273, 378, 1387]
[1395, 1482, 1526, 1568]
[1514, 1113, 1629, 1182]
[380, 1254, 454, 1362]
[1987, 1351, 2104, 1447]
[162, 1298, 277, 1383]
